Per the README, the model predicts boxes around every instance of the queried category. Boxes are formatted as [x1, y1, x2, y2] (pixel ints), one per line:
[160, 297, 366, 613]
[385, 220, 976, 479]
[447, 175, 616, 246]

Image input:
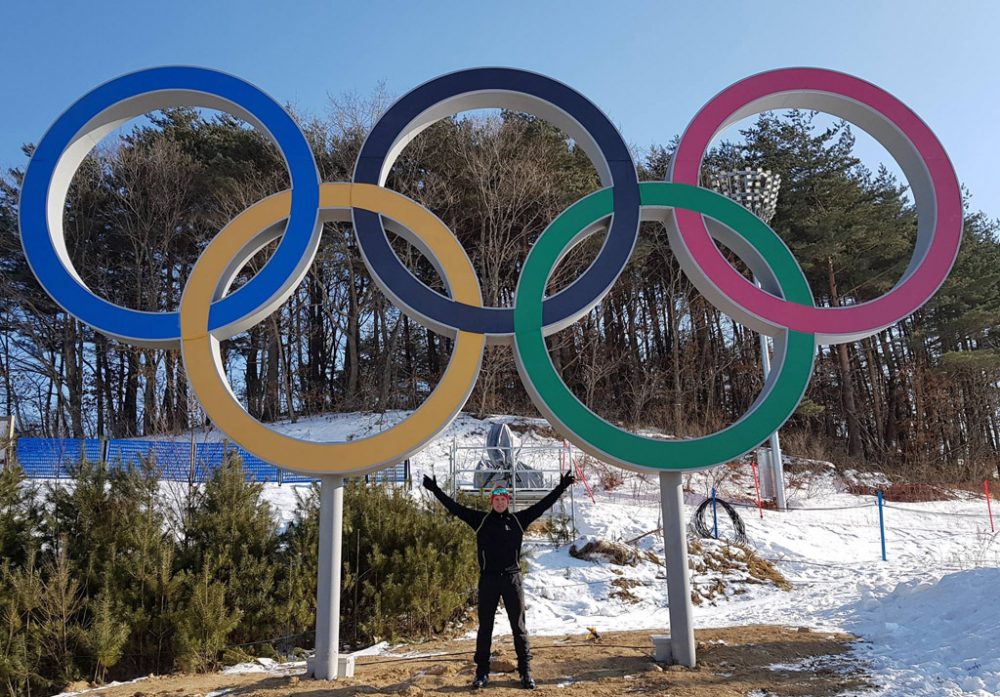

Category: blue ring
[19, 67, 320, 344]
[353, 68, 639, 336]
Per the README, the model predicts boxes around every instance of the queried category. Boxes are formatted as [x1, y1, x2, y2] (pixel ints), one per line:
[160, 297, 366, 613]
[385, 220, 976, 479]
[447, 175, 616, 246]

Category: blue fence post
[877, 490, 886, 561]
[711, 487, 719, 539]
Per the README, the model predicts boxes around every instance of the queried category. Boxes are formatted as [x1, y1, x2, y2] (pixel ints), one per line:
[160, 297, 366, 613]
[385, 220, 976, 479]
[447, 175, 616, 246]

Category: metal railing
[448, 439, 579, 534]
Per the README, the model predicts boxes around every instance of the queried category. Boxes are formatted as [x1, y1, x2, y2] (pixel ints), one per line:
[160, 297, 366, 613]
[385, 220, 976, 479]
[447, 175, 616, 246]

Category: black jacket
[431, 482, 569, 574]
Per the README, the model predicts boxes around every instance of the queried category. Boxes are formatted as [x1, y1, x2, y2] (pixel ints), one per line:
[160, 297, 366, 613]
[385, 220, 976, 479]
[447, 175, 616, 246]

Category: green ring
[512, 182, 817, 472]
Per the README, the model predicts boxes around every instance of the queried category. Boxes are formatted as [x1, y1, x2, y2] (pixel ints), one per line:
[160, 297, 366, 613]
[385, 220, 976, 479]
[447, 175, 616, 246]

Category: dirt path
[77, 625, 871, 697]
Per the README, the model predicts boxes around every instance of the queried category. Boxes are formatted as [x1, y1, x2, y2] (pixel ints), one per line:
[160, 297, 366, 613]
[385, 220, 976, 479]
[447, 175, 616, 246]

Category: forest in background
[1, 97, 998, 479]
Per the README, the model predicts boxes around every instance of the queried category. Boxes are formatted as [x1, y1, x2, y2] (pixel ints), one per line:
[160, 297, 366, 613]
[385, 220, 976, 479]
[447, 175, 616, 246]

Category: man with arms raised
[423, 471, 575, 689]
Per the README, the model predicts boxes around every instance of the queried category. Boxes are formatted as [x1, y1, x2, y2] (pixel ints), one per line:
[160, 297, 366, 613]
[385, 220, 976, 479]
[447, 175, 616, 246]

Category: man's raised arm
[423, 475, 485, 529]
[516, 471, 575, 528]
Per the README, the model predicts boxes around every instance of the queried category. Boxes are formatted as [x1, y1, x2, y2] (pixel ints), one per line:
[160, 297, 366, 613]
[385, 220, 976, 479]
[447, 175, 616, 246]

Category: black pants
[474, 571, 531, 675]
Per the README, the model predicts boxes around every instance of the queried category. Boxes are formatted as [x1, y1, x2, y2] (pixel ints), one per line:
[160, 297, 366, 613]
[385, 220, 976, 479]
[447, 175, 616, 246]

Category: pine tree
[173, 564, 242, 673]
[85, 584, 130, 683]
[181, 455, 280, 645]
[38, 544, 84, 687]
[274, 486, 319, 649]
[0, 464, 37, 569]
[107, 459, 180, 676]
[0, 562, 31, 697]
[340, 482, 479, 644]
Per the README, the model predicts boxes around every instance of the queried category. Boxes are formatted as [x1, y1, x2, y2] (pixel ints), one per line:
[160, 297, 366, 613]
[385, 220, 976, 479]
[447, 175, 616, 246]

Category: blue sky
[3, 0, 998, 218]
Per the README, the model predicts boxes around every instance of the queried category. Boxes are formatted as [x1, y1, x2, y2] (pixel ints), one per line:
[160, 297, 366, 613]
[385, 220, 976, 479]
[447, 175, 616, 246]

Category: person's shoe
[519, 672, 536, 690]
[472, 673, 489, 689]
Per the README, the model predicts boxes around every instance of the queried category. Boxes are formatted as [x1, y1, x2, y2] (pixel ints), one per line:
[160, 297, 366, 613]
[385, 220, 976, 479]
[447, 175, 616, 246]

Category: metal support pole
[986, 480, 995, 533]
[659, 471, 695, 667]
[188, 431, 196, 485]
[758, 329, 787, 511]
[711, 487, 718, 538]
[449, 438, 456, 497]
[877, 490, 887, 562]
[313, 476, 345, 679]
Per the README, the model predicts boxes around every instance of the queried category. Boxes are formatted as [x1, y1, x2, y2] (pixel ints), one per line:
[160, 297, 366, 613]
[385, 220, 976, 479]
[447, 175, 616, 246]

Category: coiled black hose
[693, 496, 748, 545]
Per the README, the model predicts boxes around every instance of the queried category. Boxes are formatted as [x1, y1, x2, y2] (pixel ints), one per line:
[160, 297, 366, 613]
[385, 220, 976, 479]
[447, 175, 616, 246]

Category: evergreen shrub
[0, 457, 480, 695]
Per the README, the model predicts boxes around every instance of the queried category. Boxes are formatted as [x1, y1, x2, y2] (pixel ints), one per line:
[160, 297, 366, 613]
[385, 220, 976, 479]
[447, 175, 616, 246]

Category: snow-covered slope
[173, 411, 1000, 696]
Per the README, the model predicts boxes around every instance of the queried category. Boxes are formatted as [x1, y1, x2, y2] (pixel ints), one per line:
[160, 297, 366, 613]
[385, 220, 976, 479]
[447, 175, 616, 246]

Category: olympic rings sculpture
[18, 67, 962, 475]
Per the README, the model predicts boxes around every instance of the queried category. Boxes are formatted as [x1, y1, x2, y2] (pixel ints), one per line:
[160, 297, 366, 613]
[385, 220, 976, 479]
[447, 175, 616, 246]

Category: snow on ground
[839, 569, 1000, 695]
[51, 677, 146, 697]
[42, 411, 1000, 695]
[221, 657, 306, 676]
[196, 410, 999, 696]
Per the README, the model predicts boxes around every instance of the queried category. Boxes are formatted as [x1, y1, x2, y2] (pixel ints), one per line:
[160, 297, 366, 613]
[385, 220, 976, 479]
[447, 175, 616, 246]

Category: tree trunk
[63, 317, 84, 438]
[263, 322, 280, 422]
[344, 254, 361, 404]
[667, 290, 683, 436]
[123, 349, 139, 437]
[142, 350, 159, 435]
[827, 257, 863, 458]
[246, 327, 261, 419]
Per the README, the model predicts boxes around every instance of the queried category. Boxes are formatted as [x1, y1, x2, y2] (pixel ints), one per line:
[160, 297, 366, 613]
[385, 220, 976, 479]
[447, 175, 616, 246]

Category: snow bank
[843, 569, 1000, 696]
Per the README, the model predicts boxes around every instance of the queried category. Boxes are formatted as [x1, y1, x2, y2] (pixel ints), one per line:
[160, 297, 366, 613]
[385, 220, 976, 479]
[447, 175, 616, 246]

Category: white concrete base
[307, 654, 355, 679]
[651, 635, 672, 663]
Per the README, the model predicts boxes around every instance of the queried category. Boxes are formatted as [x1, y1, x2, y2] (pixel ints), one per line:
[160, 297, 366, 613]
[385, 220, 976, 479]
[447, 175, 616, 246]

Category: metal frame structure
[448, 438, 578, 537]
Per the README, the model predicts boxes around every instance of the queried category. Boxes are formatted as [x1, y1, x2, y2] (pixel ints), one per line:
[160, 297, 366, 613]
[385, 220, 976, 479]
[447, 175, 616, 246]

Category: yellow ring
[179, 183, 485, 475]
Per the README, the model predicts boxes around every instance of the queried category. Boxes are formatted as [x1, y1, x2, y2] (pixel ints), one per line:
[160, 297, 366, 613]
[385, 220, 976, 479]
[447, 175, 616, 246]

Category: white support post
[757, 330, 787, 511]
[312, 475, 345, 679]
[449, 437, 456, 497]
[659, 471, 696, 667]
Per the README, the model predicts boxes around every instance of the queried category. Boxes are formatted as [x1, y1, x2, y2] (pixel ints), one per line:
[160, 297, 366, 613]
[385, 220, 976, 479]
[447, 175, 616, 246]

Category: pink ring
[669, 68, 962, 343]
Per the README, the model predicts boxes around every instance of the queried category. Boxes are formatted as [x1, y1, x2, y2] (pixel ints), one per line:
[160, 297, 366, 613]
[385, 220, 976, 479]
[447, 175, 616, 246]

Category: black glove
[559, 471, 576, 489]
[422, 474, 439, 492]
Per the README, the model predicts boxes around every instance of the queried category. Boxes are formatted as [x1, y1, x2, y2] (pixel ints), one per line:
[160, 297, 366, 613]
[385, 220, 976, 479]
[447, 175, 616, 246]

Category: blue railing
[11, 436, 409, 484]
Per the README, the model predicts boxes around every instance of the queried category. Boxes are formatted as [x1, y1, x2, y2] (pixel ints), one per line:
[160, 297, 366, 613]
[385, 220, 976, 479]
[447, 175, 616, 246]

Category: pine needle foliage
[0, 456, 480, 695]
[340, 481, 479, 645]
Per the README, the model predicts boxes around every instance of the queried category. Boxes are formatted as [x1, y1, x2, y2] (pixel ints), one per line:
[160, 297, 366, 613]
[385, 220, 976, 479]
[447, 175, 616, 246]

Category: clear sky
[2, 0, 998, 218]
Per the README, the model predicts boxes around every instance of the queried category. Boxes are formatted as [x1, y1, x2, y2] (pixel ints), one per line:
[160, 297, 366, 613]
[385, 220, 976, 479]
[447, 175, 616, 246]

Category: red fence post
[563, 441, 596, 503]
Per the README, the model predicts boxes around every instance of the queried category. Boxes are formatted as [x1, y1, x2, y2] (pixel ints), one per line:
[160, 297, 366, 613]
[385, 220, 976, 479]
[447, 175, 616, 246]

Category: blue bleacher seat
[12, 438, 409, 486]
[105, 440, 192, 479]
[15, 437, 102, 478]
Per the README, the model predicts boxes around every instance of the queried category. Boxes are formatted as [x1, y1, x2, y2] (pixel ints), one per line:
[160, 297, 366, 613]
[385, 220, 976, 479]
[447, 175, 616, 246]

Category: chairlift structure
[448, 423, 590, 536]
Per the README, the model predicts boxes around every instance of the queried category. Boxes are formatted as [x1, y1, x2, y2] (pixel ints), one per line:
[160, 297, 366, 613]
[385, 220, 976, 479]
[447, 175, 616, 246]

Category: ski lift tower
[708, 169, 788, 511]
[449, 422, 581, 538]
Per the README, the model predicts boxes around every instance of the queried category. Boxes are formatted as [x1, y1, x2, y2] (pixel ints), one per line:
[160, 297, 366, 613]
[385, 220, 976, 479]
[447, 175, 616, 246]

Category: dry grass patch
[689, 539, 790, 589]
[608, 576, 644, 604]
[570, 538, 643, 566]
[845, 482, 958, 502]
